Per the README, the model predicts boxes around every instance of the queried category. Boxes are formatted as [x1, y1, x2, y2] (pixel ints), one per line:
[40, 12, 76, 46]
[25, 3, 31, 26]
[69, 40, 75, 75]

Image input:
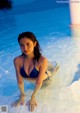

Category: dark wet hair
[18, 31, 42, 61]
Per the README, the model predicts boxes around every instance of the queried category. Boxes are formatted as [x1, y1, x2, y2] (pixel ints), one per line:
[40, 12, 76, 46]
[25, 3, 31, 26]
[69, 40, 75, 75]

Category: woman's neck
[24, 54, 36, 64]
[25, 54, 34, 60]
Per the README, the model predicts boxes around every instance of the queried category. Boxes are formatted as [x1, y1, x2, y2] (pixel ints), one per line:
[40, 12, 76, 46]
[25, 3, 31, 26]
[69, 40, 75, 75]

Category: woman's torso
[16, 55, 51, 81]
[19, 55, 40, 78]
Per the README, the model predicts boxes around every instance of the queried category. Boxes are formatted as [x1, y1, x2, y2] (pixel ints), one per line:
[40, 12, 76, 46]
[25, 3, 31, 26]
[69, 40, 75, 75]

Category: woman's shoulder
[13, 55, 24, 65]
[39, 55, 48, 65]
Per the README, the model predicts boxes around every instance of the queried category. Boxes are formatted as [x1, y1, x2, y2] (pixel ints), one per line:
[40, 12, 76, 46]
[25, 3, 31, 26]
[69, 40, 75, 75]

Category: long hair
[18, 31, 42, 61]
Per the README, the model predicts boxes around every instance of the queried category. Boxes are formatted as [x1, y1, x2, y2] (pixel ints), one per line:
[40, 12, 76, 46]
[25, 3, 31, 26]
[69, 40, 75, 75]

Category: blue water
[0, 0, 74, 96]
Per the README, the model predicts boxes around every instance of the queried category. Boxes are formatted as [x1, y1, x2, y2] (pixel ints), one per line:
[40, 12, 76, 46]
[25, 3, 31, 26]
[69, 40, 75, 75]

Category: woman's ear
[34, 41, 37, 47]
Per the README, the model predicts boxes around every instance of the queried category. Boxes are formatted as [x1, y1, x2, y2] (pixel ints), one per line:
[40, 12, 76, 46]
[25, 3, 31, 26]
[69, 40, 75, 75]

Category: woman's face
[19, 37, 36, 56]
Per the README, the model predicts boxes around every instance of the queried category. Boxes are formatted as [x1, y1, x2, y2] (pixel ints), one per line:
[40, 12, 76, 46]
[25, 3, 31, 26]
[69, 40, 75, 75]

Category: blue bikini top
[20, 60, 39, 78]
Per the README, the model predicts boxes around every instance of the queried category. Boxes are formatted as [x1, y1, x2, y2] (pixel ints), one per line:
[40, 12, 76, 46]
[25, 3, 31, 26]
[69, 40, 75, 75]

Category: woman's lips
[24, 51, 29, 53]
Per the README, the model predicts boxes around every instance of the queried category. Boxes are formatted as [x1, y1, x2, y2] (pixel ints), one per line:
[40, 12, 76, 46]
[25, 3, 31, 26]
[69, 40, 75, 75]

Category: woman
[12, 31, 59, 112]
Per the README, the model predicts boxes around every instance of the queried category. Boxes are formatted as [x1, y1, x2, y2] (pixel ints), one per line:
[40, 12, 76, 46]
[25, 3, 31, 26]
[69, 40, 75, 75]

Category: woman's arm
[14, 58, 26, 96]
[11, 57, 26, 107]
[29, 57, 48, 111]
[31, 57, 48, 98]
[31, 57, 48, 97]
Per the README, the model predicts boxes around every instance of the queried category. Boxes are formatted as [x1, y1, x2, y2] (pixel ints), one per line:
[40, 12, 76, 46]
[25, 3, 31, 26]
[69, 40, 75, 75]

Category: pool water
[0, 0, 80, 96]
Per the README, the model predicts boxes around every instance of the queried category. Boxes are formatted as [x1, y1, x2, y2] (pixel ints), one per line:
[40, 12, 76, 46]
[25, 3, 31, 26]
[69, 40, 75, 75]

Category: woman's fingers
[15, 102, 21, 107]
[35, 102, 37, 106]
[30, 104, 35, 112]
[11, 97, 25, 107]
[11, 100, 18, 107]
[11, 102, 16, 107]
[29, 101, 37, 111]
[21, 100, 25, 105]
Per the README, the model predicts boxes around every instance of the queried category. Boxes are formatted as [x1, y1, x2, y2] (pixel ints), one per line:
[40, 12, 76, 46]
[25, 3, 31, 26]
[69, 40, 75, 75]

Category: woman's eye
[27, 43, 31, 46]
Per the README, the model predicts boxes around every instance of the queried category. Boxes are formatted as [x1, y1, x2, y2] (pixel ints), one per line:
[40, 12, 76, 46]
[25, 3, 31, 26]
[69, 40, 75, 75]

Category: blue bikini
[20, 56, 50, 78]
[20, 59, 49, 78]
[20, 66, 39, 78]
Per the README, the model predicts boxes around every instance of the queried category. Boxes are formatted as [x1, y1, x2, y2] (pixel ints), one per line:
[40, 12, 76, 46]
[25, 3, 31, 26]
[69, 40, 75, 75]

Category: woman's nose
[24, 45, 28, 50]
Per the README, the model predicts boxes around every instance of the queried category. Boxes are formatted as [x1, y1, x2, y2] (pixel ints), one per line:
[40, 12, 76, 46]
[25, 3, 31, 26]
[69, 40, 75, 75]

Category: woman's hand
[11, 94, 26, 107]
[29, 97, 38, 112]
